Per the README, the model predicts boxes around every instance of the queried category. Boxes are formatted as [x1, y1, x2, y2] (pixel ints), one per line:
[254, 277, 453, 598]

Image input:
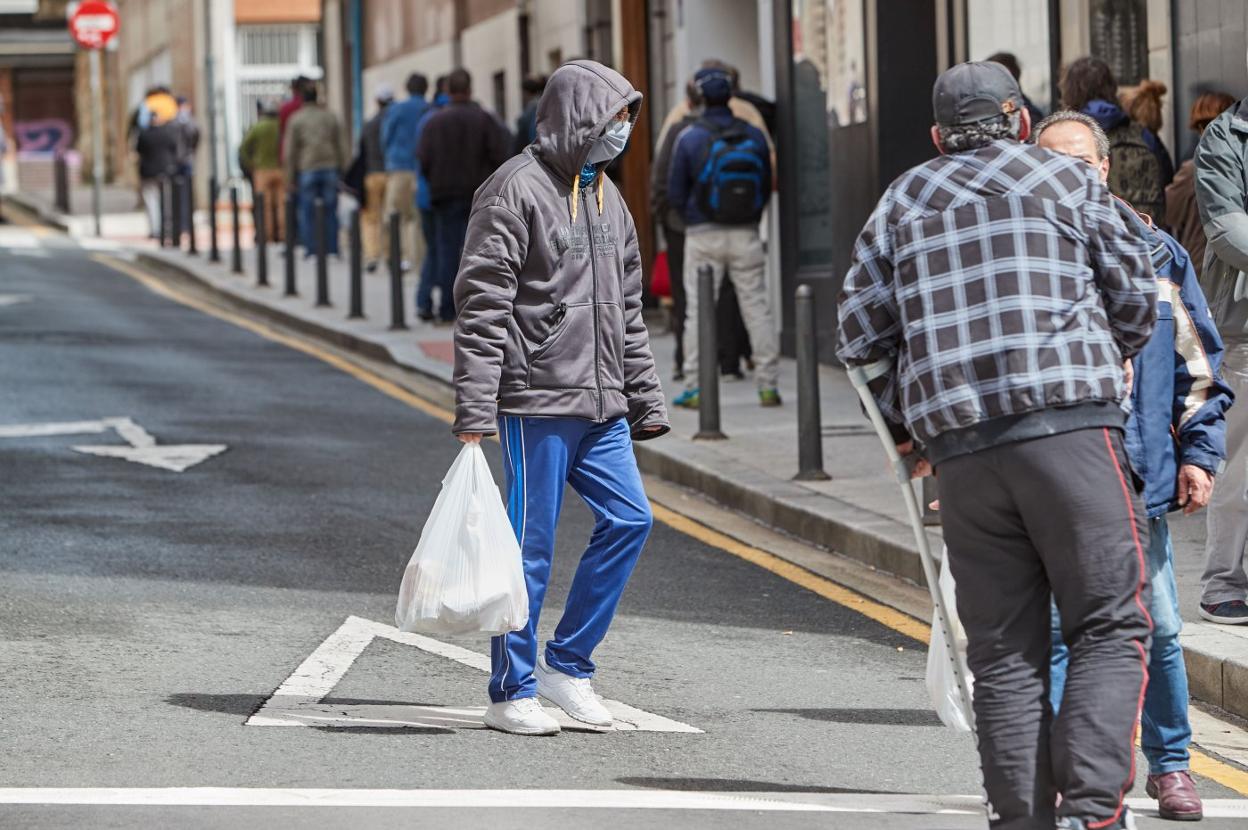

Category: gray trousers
[937, 428, 1152, 830]
[1201, 342, 1248, 605]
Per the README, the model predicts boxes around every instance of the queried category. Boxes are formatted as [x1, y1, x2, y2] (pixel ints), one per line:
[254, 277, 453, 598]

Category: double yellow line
[94, 253, 1248, 796]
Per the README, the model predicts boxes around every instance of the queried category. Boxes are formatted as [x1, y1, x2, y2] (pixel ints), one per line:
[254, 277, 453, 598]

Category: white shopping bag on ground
[395, 443, 529, 636]
[926, 546, 975, 732]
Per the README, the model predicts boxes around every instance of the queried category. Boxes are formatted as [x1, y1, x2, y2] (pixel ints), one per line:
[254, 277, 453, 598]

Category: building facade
[326, 0, 1248, 363]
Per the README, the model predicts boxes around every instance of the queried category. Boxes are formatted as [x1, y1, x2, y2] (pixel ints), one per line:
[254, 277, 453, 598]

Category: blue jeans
[490, 416, 653, 702]
[416, 208, 438, 316]
[298, 168, 340, 255]
[1051, 516, 1188, 774]
[430, 197, 471, 321]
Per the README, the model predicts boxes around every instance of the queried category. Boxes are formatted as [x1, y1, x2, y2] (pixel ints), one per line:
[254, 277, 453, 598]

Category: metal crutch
[846, 358, 977, 736]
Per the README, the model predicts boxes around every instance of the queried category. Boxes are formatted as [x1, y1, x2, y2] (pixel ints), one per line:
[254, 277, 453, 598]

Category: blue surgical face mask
[586, 119, 632, 164]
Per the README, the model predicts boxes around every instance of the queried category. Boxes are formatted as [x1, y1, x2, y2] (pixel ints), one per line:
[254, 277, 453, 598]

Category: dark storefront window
[790, 0, 867, 272]
[1090, 0, 1148, 86]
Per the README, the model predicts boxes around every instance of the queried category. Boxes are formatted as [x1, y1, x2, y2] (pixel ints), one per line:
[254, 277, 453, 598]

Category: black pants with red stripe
[937, 428, 1153, 830]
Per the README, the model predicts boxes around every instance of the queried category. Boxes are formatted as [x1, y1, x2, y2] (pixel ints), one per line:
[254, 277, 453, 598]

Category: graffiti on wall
[14, 119, 74, 154]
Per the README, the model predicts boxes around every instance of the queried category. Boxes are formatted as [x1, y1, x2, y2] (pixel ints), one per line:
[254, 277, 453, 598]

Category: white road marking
[0, 230, 40, 248]
[10, 247, 50, 258]
[0, 294, 32, 307]
[248, 616, 702, 734]
[0, 417, 226, 472]
[0, 789, 1243, 817]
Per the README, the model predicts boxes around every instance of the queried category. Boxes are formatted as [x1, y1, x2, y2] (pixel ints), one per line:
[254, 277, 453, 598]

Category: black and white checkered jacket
[837, 139, 1157, 454]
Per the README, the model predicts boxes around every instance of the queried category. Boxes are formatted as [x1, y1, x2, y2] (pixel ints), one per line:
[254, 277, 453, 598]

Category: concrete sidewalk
[11, 189, 1248, 723]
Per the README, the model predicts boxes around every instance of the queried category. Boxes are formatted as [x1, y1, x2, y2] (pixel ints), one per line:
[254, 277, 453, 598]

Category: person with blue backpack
[668, 66, 780, 408]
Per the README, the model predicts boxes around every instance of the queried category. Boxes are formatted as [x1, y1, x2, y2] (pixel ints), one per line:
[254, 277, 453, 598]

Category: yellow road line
[94, 252, 1248, 794]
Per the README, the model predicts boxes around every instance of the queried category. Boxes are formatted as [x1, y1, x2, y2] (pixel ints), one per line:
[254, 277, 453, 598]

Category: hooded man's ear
[930, 125, 946, 155]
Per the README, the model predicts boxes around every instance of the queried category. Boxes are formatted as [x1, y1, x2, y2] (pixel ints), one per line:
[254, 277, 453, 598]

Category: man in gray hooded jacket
[453, 60, 669, 736]
[1194, 86, 1248, 625]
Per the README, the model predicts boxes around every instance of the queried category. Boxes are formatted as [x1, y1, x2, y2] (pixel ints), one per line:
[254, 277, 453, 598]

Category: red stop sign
[69, 1, 120, 50]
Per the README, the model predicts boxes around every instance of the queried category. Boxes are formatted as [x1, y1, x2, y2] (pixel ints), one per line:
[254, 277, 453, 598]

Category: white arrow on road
[0, 294, 33, 307]
[249, 616, 702, 734]
[0, 417, 227, 472]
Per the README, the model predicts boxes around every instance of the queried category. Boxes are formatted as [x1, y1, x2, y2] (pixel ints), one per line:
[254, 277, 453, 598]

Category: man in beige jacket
[284, 83, 347, 255]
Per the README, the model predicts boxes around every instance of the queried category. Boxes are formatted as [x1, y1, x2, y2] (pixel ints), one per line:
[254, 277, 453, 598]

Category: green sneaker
[673, 388, 700, 409]
[759, 388, 782, 407]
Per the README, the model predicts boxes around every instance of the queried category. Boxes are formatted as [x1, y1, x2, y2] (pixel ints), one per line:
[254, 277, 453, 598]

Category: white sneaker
[483, 698, 561, 736]
[535, 658, 613, 727]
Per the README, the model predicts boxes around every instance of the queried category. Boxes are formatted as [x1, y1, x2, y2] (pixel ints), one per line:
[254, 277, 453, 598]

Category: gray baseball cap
[933, 61, 1022, 126]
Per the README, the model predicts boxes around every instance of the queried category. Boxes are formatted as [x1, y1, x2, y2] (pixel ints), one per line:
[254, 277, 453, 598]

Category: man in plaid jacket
[837, 62, 1157, 830]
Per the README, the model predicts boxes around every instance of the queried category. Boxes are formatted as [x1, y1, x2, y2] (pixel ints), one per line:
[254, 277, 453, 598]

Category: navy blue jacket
[1118, 203, 1233, 517]
[382, 95, 430, 173]
[667, 105, 772, 228]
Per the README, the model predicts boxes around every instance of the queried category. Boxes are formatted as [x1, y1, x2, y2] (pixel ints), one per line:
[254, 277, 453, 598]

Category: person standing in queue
[837, 62, 1157, 829]
[452, 60, 668, 736]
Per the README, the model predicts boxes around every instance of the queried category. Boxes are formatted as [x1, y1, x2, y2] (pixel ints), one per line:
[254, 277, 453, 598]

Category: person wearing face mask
[452, 60, 669, 736]
[668, 67, 779, 409]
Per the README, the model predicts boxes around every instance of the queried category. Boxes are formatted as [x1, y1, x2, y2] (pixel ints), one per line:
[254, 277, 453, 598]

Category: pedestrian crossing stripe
[247, 616, 702, 733]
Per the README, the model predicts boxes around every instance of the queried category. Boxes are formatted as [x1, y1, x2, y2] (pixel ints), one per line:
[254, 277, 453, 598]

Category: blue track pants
[490, 415, 652, 702]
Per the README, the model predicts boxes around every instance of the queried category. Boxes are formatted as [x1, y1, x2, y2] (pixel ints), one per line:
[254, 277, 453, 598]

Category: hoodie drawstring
[569, 172, 605, 223]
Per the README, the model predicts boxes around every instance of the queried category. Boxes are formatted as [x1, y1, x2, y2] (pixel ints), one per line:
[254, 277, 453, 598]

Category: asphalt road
[1, 227, 1245, 829]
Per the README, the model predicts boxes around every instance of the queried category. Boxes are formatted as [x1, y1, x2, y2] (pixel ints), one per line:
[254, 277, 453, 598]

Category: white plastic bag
[395, 443, 529, 635]
[926, 546, 975, 732]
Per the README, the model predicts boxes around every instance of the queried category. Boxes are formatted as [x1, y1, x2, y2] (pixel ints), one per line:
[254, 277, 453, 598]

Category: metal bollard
[170, 176, 185, 250]
[794, 285, 830, 480]
[186, 175, 198, 255]
[348, 208, 363, 318]
[693, 264, 726, 440]
[208, 176, 221, 263]
[387, 211, 407, 330]
[53, 152, 71, 214]
[230, 184, 243, 274]
[284, 192, 298, 296]
[254, 191, 268, 287]
[157, 178, 169, 247]
[314, 198, 330, 306]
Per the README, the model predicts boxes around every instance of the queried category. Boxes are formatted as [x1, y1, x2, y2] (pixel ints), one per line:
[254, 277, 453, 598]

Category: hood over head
[533, 60, 642, 183]
[1083, 98, 1128, 131]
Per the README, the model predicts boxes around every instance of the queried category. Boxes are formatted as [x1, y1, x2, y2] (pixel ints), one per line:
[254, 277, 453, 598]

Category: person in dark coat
[136, 117, 180, 238]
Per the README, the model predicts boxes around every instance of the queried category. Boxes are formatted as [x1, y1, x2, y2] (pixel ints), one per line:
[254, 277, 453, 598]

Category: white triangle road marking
[0, 294, 32, 307]
[71, 443, 228, 472]
[247, 616, 702, 734]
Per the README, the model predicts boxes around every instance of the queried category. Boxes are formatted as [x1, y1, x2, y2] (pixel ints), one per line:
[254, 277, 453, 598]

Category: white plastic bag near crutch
[846, 359, 976, 735]
[395, 442, 529, 636]
[927, 546, 975, 732]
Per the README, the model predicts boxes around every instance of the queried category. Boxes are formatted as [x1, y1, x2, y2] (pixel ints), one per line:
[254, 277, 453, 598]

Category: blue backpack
[693, 118, 766, 225]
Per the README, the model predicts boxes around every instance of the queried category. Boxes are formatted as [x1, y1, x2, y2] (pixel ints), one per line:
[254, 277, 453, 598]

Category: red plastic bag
[650, 250, 671, 298]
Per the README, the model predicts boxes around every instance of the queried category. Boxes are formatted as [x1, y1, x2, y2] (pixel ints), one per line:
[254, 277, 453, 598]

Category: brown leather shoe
[1145, 771, 1203, 821]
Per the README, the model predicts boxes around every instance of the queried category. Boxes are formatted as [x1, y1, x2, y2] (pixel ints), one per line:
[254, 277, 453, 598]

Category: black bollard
[157, 178, 169, 247]
[208, 176, 221, 263]
[254, 191, 268, 287]
[387, 211, 407, 330]
[284, 192, 298, 296]
[348, 208, 363, 318]
[186, 175, 198, 255]
[230, 184, 243, 275]
[53, 152, 71, 214]
[693, 264, 726, 440]
[170, 176, 185, 251]
[314, 198, 329, 306]
[794, 284, 830, 480]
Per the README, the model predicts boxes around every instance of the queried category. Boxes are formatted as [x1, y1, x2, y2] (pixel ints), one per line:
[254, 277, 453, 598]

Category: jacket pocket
[597, 302, 626, 391]
[528, 303, 595, 389]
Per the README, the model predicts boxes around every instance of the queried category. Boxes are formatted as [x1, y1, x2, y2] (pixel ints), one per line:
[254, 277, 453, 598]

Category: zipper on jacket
[582, 189, 604, 421]
[550, 301, 568, 327]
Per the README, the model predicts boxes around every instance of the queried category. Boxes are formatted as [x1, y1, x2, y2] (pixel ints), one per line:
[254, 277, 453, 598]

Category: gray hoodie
[452, 60, 669, 439]
[1195, 97, 1248, 346]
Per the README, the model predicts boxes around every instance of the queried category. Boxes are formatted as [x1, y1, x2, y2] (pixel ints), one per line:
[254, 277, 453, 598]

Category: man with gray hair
[838, 62, 1157, 829]
[1036, 108, 1232, 822]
